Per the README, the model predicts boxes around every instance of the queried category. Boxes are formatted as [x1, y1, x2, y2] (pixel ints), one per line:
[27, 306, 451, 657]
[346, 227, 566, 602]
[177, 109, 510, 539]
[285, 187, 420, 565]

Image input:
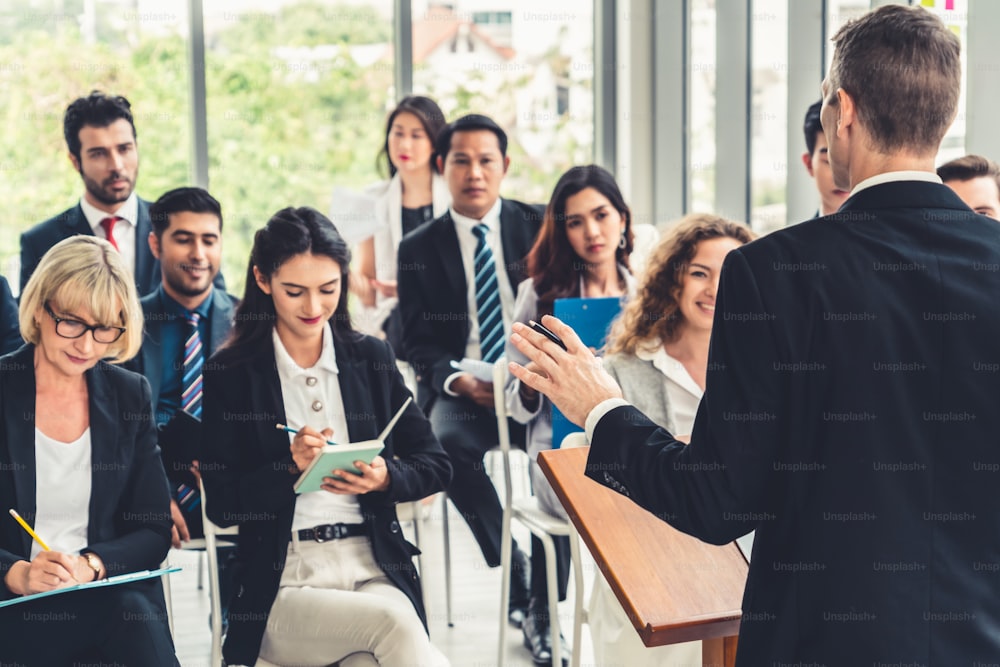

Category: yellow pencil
[8, 509, 50, 552]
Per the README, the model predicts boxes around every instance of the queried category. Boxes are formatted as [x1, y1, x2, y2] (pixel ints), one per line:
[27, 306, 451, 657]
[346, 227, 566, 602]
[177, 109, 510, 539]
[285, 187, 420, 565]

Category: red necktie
[99, 216, 120, 251]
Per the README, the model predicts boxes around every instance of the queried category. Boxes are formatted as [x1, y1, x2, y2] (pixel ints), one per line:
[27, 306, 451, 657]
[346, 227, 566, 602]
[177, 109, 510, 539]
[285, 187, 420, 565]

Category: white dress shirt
[32, 427, 92, 559]
[80, 192, 138, 277]
[444, 198, 517, 393]
[634, 341, 703, 433]
[272, 327, 363, 530]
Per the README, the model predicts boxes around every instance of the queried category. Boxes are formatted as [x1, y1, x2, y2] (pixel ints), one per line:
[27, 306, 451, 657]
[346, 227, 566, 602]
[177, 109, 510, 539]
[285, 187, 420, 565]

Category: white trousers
[256, 536, 448, 667]
[588, 570, 703, 667]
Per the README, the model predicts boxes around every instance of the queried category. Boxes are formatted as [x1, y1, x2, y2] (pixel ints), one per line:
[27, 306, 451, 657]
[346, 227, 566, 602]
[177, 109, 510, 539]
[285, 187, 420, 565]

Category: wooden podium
[538, 446, 748, 667]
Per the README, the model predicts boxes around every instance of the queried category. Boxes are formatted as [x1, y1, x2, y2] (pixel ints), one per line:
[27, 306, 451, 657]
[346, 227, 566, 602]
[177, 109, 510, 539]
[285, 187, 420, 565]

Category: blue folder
[550, 297, 623, 448]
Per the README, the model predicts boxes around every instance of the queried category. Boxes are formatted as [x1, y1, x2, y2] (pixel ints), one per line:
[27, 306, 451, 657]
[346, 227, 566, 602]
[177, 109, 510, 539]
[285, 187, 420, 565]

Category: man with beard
[19, 91, 224, 296]
[129, 186, 237, 550]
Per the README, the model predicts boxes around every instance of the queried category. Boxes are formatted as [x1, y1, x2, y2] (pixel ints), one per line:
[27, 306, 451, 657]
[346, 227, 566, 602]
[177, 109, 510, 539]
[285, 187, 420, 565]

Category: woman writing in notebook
[503, 164, 636, 664]
[587, 213, 755, 666]
[0, 236, 177, 665]
[200, 207, 451, 667]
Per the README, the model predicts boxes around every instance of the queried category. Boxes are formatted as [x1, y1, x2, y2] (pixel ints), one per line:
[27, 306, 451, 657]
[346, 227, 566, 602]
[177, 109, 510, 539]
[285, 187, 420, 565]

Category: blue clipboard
[550, 297, 623, 448]
[0, 566, 181, 608]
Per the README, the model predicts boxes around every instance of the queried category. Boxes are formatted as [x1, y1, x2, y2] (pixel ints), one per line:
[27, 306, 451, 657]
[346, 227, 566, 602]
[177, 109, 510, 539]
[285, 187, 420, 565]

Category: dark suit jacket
[397, 199, 542, 411]
[0, 345, 173, 600]
[19, 200, 226, 297]
[0, 277, 20, 355]
[131, 286, 239, 411]
[587, 181, 1000, 664]
[200, 329, 452, 665]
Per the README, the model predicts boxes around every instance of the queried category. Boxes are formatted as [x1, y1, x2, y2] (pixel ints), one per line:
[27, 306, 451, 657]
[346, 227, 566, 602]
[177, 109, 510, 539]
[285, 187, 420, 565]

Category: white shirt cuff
[585, 398, 631, 443]
[442, 371, 465, 397]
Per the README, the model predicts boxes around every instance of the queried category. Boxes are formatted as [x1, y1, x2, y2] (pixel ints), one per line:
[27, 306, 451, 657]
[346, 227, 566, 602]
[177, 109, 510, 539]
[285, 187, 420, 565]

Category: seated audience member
[200, 207, 452, 667]
[349, 95, 450, 356]
[802, 100, 849, 217]
[0, 276, 21, 355]
[19, 91, 224, 296]
[0, 236, 176, 665]
[504, 164, 635, 665]
[937, 154, 1000, 220]
[397, 114, 543, 626]
[129, 186, 237, 545]
[585, 213, 754, 666]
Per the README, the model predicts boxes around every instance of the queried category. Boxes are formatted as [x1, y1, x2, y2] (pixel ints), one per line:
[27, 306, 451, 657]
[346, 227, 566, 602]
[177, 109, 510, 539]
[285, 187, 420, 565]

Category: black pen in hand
[528, 319, 568, 351]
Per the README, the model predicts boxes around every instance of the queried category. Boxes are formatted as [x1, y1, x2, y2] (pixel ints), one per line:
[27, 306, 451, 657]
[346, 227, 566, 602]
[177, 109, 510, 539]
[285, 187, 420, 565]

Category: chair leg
[569, 526, 585, 667]
[161, 557, 174, 638]
[497, 498, 516, 667]
[197, 550, 205, 591]
[540, 532, 562, 667]
[442, 494, 453, 627]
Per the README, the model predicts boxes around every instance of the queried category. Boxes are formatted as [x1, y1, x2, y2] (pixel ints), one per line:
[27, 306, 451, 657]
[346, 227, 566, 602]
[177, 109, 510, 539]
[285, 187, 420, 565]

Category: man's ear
[253, 266, 271, 295]
[502, 155, 511, 175]
[148, 231, 161, 260]
[835, 88, 856, 138]
[802, 152, 815, 177]
[68, 152, 81, 173]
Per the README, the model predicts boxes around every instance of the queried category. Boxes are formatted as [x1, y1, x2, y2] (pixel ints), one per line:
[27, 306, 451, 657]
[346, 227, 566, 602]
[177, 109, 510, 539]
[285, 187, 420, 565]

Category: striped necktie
[472, 223, 504, 363]
[181, 311, 204, 418]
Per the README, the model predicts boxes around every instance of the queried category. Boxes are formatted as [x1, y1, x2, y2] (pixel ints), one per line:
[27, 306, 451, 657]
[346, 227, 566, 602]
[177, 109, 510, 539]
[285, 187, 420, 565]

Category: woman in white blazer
[351, 96, 450, 355]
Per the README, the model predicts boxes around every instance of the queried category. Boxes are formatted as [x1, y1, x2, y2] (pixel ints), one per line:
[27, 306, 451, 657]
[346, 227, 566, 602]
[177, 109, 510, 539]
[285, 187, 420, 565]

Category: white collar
[850, 171, 942, 198]
[634, 339, 704, 399]
[79, 191, 138, 229]
[450, 198, 503, 230]
[272, 325, 339, 376]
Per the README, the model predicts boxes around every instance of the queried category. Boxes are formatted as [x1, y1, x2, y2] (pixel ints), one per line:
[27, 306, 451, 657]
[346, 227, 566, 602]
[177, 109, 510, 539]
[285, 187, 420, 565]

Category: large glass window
[410, 0, 595, 205]
[0, 0, 191, 290]
[202, 0, 394, 293]
[919, 0, 968, 163]
[689, 0, 717, 215]
[750, 0, 788, 234]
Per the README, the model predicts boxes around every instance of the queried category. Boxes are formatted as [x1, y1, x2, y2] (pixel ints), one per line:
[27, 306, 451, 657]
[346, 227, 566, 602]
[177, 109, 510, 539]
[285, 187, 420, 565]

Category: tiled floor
[168, 494, 598, 667]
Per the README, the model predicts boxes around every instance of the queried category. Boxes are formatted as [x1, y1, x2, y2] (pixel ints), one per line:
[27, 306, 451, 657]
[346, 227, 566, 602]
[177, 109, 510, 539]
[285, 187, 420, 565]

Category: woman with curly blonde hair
[590, 212, 755, 666]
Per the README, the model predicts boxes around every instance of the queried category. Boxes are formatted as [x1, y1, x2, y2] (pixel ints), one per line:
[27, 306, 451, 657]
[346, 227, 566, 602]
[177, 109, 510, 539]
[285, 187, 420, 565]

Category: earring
[618, 232, 627, 249]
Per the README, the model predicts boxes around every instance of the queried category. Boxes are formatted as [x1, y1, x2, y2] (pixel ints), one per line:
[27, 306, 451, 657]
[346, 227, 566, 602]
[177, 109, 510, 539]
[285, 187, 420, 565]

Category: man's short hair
[827, 5, 960, 155]
[803, 100, 823, 155]
[435, 114, 508, 163]
[937, 154, 1000, 192]
[64, 91, 137, 162]
[149, 187, 223, 238]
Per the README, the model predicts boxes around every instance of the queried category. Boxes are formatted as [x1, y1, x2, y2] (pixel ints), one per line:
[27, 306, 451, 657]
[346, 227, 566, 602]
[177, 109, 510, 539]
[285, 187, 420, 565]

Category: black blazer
[0, 345, 173, 600]
[0, 277, 20, 355]
[19, 200, 226, 297]
[130, 286, 239, 411]
[587, 181, 1000, 664]
[200, 329, 452, 665]
[397, 199, 542, 411]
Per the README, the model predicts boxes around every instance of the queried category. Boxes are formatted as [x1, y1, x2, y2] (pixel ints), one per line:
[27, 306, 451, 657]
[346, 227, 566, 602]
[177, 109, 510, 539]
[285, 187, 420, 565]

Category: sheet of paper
[449, 358, 494, 383]
[328, 187, 380, 245]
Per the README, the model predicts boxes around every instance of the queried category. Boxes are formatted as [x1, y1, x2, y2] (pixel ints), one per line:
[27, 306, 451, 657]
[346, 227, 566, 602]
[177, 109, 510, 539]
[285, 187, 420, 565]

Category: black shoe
[522, 610, 570, 666]
[508, 547, 531, 627]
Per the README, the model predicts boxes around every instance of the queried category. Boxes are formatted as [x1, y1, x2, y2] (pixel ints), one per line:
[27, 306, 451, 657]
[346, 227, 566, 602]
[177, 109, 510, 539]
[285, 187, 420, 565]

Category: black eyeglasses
[44, 302, 126, 344]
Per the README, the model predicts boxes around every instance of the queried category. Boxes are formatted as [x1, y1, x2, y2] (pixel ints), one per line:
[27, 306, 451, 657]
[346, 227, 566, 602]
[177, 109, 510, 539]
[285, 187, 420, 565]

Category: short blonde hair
[19, 236, 143, 363]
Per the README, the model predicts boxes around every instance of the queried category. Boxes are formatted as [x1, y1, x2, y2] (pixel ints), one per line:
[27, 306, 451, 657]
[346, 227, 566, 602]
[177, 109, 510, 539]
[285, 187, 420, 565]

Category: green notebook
[293, 397, 412, 494]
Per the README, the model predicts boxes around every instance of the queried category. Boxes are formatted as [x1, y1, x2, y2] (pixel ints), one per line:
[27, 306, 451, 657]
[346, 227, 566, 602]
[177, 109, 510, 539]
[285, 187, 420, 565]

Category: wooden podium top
[538, 446, 749, 647]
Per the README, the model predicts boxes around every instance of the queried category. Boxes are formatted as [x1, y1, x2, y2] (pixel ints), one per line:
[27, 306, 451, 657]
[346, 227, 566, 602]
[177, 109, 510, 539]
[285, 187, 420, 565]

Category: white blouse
[272, 328, 363, 530]
[32, 427, 92, 559]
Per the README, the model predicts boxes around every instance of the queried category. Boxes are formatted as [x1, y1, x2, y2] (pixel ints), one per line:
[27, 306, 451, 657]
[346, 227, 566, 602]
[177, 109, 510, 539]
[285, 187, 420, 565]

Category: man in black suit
[128, 187, 237, 547]
[512, 6, 1000, 665]
[19, 91, 223, 297]
[397, 114, 541, 637]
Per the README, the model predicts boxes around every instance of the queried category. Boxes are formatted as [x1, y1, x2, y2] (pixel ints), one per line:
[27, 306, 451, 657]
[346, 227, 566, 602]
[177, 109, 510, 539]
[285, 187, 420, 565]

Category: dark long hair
[525, 165, 634, 316]
[378, 95, 447, 178]
[223, 207, 357, 360]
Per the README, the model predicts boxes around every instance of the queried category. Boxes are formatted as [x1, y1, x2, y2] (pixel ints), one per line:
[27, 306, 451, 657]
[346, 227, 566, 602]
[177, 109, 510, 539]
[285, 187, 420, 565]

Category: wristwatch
[82, 552, 103, 581]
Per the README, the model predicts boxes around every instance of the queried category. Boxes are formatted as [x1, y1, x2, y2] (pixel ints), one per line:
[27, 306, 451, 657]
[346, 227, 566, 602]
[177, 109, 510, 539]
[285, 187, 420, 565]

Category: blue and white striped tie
[180, 311, 204, 418]
[472, 223, 504, 363]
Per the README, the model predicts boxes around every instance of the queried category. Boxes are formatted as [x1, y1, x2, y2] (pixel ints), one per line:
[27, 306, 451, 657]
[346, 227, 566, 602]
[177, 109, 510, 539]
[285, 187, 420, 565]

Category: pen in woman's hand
[275, 424, 337, 446]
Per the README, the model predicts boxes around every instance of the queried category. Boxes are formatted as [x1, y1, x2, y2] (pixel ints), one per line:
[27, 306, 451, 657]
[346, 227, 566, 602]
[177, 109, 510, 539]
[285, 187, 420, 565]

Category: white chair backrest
[492, 357, 512, 455]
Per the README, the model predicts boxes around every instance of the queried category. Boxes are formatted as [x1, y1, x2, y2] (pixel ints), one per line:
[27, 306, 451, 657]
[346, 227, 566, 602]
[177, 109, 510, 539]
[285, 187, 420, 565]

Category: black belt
[296, 523, 367, 543]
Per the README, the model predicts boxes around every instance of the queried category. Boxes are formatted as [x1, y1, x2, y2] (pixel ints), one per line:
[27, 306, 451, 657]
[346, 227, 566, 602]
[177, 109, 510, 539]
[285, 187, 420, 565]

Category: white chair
[495, 357, 585, 667]
[161, 478, 238, 667]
